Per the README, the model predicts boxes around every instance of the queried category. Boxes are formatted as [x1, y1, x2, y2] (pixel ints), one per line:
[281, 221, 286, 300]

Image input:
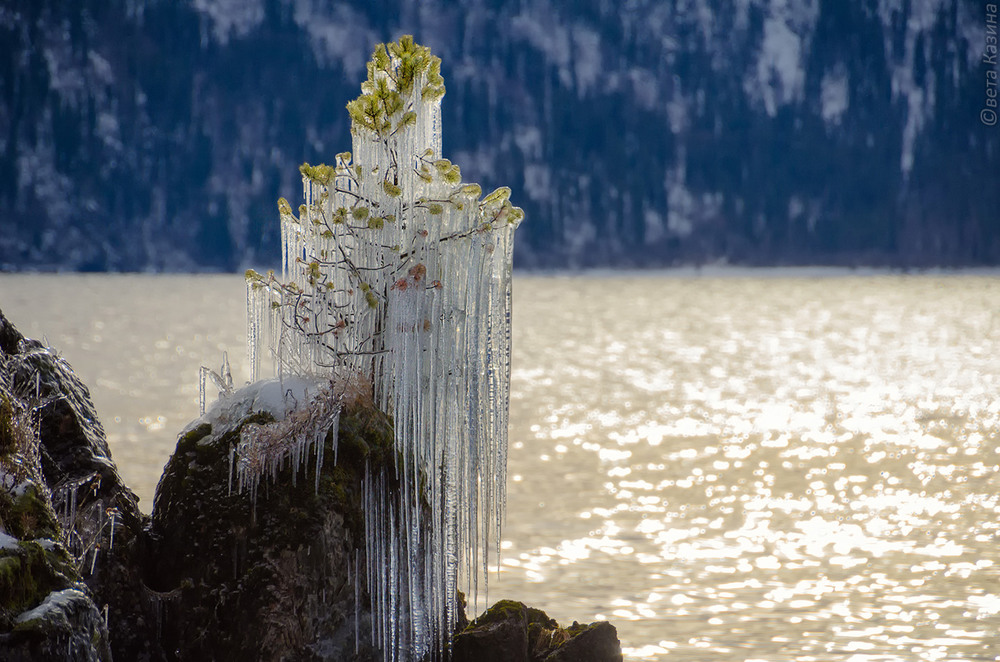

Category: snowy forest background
[1, 0, 997, 272]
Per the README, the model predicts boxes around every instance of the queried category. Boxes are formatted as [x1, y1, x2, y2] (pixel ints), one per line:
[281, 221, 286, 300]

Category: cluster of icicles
[240, 39, 520, 661]
[232, 379, 343, 502]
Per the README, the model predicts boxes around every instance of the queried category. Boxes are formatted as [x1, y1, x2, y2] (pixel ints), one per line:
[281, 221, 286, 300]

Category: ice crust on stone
[187, 375, 328, 437]
[242, 37, 522, 661]
[0, 531, 18, 551]
[15, 587, 90, 624]
[234, 378, 344, 503]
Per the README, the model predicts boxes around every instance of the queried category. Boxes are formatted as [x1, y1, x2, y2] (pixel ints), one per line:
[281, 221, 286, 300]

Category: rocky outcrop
[0, 309, 117, 660]
[0, 307, 623, 660]
[453, 600, 622, 662]
[3, 326, 157, 659]
[2, 587, 113, 662]
[146, 381, 396, 662]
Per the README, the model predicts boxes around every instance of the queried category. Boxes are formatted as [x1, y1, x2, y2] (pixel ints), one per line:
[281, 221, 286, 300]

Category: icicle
[220, 351, 232, 392]
[108, 508, 117, 551]
[199, 366, 208, 415]
[355, 551, 360, 655]
[154, 593, 162, 644]
[228, 443, 234, 496]
[247, 279, 259, 382]
[68, 483, 78, 530]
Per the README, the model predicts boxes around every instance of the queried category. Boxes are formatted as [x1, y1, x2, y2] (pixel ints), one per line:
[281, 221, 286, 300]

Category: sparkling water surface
[2, 272, 999, 660]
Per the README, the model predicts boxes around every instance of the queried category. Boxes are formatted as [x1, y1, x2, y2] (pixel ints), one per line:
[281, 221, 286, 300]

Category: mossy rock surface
[453, 600, 622, 662]
[0, 538, 78, 631]
[148, 397, 395, 662]
[0, 309, 134, 661]
[0, 481, 60, 542]
[3, 587, 112, 662]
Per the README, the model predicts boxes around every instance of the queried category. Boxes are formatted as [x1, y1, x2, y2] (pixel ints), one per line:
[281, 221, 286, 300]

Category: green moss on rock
[147, 397, 396, 661]
[0, 541, 78, 631]
[453, 600, 621, 662]
[6, 587, 112, 661]
[176, 423, 213, 454]
[0, 482, 61, 541]
[541, 621, 622, 662]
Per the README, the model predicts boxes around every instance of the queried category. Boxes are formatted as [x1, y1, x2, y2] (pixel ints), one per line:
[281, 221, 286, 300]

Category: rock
[0, 311, 20, 355]
[0, 533, 76, 630]
[0, 309, 115, 660]
[542, 621, 623, 662]
[146, 381, 398, 661]
[4, 333, 157, 660]
[452, 599, 544, 662]
[453, 600, 623, 662]
[2, 588, 112, 662]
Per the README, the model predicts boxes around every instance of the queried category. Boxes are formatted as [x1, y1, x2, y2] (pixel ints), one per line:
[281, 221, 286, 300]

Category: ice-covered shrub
[241, 36, 522, 660]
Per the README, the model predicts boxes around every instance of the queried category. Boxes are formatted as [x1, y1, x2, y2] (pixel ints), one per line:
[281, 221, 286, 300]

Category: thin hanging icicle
[355, 551, 361, 655]
[239, 36, 523, 662]
[247, 278, 259, 382]
[198, 366, 208, 415]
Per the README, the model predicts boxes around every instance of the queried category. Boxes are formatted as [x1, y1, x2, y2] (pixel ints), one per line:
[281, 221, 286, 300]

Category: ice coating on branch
[243, 36, 522, 661]
[235, 379, 343, 504]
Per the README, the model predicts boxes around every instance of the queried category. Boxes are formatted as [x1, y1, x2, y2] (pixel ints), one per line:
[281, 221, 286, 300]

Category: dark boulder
[1, 587, 113, 662]
[3, 329, 155, 659]
[0, 309, 117, 660]
[146, 382, 397, 662]
[453, 600, 623, 662]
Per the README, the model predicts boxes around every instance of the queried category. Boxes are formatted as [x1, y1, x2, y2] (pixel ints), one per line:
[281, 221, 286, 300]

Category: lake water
[1, 271, 999, 661]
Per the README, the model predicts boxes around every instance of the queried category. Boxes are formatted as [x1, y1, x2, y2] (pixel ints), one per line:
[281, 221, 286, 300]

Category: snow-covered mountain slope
[1, 0, 996, 270]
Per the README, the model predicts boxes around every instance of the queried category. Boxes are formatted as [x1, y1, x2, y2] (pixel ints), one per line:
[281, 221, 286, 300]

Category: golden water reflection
[1, 272, 997, 660]
[501, 274, 1000, 661]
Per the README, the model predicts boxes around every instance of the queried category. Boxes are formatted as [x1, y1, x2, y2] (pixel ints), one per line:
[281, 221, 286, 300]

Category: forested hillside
[1, 0, 996, 270]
